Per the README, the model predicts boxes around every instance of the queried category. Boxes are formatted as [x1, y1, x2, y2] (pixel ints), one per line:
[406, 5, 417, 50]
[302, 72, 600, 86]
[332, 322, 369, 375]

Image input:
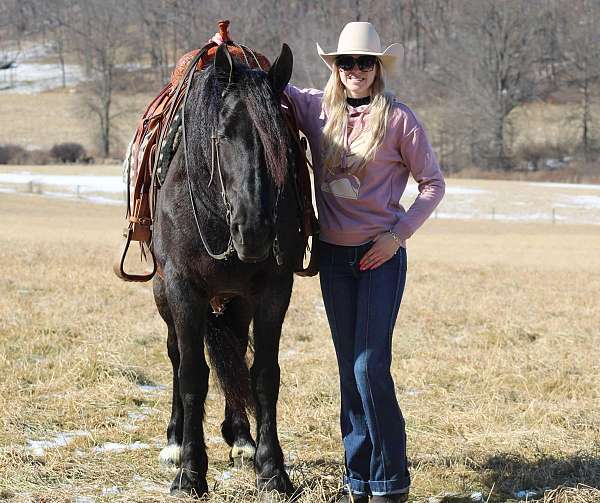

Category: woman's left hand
[359, 232, 401, 271]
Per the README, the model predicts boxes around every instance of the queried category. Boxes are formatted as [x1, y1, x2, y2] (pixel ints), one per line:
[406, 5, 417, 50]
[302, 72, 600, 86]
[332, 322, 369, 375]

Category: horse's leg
[164, 277, 210, 497]
[221, 301, 256, 466]
[154, 278, 183, 468]
[251, 273, 294, 494]
[206, 299, 257, 465]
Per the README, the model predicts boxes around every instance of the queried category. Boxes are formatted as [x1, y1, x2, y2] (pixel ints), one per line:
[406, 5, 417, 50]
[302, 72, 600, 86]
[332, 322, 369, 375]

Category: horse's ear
[214, 43, 234, 83]
[268, 43, 293, 95]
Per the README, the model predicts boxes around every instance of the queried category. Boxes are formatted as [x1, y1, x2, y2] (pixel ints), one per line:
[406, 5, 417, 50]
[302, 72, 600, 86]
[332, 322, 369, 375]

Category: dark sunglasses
[335, 55, 378, 72]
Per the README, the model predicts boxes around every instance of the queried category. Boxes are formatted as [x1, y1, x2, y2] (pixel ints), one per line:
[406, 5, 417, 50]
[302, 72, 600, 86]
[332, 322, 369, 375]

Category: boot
[337, 493, 369, 503]
[371, 493, 409, 502]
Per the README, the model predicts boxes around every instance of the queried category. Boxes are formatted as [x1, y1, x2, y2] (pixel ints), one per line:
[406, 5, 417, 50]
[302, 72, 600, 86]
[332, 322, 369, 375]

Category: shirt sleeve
[392, 119, 445, 240]
[284, 84, 323, 136]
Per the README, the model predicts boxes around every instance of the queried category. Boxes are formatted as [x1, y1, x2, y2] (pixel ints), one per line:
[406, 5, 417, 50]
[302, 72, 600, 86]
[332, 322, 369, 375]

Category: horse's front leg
[251, 273, 294, 495]
[154, 278, 184, 469]
[165, 277, 210, 498]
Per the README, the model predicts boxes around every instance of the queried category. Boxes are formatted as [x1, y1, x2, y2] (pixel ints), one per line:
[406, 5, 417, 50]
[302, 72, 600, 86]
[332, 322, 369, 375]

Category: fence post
[27, 181, 33, 193]
[552, 208, 556, 224]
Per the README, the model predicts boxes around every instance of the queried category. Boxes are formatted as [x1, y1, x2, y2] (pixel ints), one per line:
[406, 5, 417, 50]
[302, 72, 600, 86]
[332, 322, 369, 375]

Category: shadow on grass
[480, 451, 600, 500]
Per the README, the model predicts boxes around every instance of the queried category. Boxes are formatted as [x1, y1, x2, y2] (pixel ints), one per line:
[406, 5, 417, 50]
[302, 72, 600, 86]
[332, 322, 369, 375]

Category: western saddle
[114, 20, 318, 282]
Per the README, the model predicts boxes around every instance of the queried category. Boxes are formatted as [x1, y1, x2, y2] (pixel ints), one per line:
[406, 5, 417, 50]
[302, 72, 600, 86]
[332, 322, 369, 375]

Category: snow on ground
[0, 44, 87, 94]
[2, 171, 600, 226]
[92, 441, 150, 454]
[27, 430, 92, 457]
[0, 172, 124, 192]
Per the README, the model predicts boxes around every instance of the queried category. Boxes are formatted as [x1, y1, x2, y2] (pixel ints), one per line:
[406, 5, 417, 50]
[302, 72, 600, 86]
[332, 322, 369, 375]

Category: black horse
[152, 43, 305, 498]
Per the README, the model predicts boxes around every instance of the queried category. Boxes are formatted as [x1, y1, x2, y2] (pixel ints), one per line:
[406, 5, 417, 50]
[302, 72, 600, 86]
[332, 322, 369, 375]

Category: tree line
[1, 0, 599, 170]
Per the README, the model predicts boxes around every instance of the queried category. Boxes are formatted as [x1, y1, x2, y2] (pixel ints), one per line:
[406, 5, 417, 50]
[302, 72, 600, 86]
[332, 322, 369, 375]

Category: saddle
[114, 20, 318, 282]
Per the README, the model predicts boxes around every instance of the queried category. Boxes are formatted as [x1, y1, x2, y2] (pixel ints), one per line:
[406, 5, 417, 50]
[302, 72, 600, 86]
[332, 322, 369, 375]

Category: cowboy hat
[317, 22, 403, 76]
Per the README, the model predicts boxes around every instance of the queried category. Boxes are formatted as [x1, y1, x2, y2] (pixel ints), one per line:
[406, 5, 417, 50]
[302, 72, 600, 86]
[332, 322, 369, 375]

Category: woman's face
[337, 55, 378, 98]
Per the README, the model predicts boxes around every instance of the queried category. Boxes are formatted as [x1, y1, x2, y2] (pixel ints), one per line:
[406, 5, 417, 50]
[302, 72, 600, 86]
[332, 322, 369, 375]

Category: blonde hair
[321, 61, 394, 174]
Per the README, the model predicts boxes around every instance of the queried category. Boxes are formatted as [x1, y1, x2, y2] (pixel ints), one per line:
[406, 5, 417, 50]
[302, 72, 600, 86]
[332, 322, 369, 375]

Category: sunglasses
[335, 55, 378, 72]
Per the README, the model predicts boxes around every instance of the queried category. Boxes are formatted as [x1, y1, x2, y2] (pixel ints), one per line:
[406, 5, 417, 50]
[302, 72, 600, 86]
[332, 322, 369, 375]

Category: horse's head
[207, 43, 294, 263]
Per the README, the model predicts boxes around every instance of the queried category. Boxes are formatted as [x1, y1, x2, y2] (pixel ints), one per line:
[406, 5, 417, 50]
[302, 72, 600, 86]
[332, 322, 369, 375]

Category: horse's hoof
[170, 469, 208, 498]
[257, 469, 295, 495]
[159, 443, 181, 469]
[230, 441, 256, 468]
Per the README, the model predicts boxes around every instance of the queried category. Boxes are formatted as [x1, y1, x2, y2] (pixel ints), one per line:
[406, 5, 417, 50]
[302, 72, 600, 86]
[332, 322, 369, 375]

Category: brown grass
[0, 89, 152, 157]
[1, 186, 599, 502]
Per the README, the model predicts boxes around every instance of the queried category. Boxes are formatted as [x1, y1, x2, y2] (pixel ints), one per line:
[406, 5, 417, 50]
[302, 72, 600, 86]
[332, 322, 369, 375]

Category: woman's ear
[268, 43, 293, 94]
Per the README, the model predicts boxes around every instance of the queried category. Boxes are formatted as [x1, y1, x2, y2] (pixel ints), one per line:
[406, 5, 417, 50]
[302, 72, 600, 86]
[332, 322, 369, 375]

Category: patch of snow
[138, 384, 167, 394]
[27, 430, 91, 456]
[207, 436, 225, 444]
[470, 492, 484, 502]
[515, 489, 538, 499]
[75, 497, 95, 503]
[0, 62, 86, 94]
[528, 182, 600, 190]
[92, 441, 150, 453]
[216, 470, 234, 481]
[0, 173, 124, 193]
[404, 388, 422, 397]
[102, 486, 121, 495]
[559, 195, 600, 209]
[128, 411, 148, 421]
[131, 474, 170, 493]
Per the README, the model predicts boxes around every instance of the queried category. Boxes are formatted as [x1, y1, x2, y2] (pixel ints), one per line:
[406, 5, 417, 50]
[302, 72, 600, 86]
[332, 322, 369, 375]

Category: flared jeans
[319, 240, 410, 496]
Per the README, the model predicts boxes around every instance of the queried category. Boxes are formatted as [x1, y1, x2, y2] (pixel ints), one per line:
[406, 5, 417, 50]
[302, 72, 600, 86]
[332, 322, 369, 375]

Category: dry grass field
[1, 182, 599, 502]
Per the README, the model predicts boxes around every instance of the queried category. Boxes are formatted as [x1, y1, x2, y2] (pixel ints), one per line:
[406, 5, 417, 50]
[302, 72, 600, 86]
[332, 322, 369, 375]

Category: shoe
[371, 493, 409, 502]
[337, 493, 369, 503]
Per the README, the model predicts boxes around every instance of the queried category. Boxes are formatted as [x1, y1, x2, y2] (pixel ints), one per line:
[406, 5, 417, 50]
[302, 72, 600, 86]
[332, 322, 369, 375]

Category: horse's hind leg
[222, 401, 255, 467]
[154, 278, 183, 468]
[206, 299, 256, 466]
[251, 273, 295, 495]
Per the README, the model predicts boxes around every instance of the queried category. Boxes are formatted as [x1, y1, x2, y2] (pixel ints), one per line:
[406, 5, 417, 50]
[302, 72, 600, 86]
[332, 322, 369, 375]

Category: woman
[286, 22, 445, 503]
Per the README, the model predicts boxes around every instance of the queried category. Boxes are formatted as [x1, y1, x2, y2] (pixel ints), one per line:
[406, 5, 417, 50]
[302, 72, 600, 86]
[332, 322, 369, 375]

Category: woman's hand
[359, 232, 401, 271]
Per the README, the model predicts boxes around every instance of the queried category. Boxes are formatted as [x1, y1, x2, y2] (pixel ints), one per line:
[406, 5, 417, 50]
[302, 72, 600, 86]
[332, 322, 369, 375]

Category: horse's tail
[205, 312, 253, 414]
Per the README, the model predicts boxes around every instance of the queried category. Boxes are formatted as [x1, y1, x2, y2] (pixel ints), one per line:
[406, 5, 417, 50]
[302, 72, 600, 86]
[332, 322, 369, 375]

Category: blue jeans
[319, 240, 410, 496]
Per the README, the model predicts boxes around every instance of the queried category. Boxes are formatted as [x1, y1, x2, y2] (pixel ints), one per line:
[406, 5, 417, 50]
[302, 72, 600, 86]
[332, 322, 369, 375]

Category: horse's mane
[191, 64, 290, 188]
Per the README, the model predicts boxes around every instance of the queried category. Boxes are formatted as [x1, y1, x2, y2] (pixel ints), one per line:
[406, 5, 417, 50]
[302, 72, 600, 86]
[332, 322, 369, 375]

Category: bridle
[180, 44, 284, 264]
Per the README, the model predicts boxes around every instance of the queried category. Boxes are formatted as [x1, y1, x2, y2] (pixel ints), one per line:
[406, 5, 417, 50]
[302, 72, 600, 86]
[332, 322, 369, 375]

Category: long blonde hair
[321, 61, 394, 174]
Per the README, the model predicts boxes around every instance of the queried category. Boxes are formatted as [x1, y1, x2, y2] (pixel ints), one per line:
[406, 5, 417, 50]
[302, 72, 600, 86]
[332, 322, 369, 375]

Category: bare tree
[562, 0, 600, 161]
[435, 0, 544, 169]
[46, 0, 138, 157]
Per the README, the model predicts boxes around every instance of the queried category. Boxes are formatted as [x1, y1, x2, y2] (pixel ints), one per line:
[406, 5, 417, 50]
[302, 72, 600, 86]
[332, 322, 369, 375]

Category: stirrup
[113, 227, 157, 282]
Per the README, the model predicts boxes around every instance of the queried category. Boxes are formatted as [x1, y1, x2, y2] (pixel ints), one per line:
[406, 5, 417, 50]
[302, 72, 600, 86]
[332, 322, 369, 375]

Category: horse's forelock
[197, 66, 289, 188]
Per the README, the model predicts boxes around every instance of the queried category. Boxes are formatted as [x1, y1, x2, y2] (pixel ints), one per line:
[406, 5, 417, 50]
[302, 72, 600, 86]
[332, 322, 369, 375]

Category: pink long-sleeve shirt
[285, 85, 445, 248]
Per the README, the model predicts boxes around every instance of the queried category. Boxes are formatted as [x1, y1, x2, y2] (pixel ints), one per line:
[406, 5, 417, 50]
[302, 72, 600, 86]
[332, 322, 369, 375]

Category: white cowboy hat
[316, 22, 403, 76]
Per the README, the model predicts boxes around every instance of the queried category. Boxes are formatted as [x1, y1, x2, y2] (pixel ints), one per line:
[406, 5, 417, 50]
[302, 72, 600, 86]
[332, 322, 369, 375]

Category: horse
[151, 42, 305, 498]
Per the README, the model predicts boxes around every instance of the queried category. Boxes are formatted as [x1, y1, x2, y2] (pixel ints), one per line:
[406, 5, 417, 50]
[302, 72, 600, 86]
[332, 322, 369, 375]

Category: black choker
[346, 96, 371, 107]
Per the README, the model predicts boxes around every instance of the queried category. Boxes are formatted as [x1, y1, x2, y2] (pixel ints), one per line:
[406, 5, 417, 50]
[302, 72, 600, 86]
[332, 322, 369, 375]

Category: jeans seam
[363, 270, 387, 483]
[388, 252, 404, 347]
